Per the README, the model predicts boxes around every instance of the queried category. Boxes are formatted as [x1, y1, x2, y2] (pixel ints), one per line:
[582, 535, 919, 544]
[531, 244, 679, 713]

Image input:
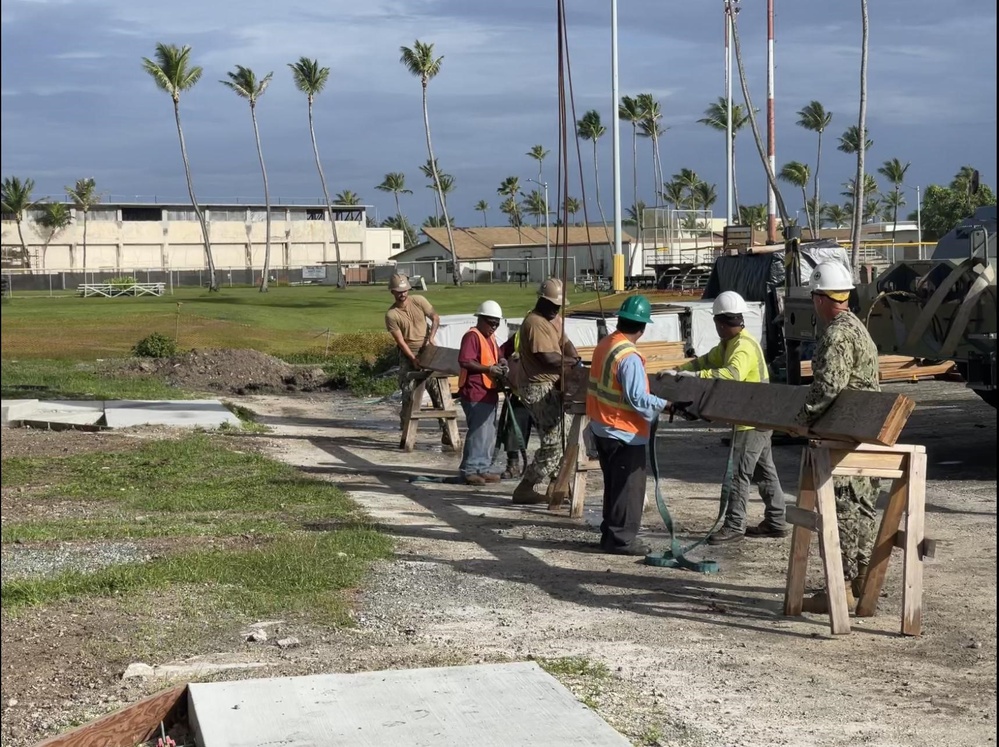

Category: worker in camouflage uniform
[510, 278, 582, 505]
[794, 261, 882, 613]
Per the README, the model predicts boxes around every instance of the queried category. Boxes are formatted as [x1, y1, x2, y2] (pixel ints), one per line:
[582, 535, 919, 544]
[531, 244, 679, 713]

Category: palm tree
[671, 168, 701, 210]
[335, 190, 361, 206]
[778, 161, 814, 236]
[691, 182, 718, 211]
[400, 40, 460, 285]
[376, 172, 413, 223]
[522, 189, 547, 227]
[660, 180, 686, 211]
[619, 95, 645, 233]
[698, 96, 752, 211]
[841, 174, 879, 205]
[848, 0, 870, 277]
[221, 65, 274, 292]
[837, 125, 873, 155]
[382, 214, 419, 249]
[65, 178, 99, 271]
[142, 43, 217, 290]
[36, 202, 72, 267]
[526, 144, 549, 186]
[289, 57, 345, 288]
[577, 109, 612, 244]
[796, 101, 833, 238]
[636, 93, 665, 207]
[625, 199, 647, 226]
[474, 199, 489, 226]
[822, 203, 849, 229]
[563, 196, 581, 225]
[497, 176, 523, 241]
[876, 157, 910, 246]
[739, 203, 768, 232]
[422, 215, 453, 229]
[1, 177, 36, 267]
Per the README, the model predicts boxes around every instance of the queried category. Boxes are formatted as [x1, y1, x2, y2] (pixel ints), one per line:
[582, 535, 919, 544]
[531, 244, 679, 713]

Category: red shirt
[458, 329, 500, 404]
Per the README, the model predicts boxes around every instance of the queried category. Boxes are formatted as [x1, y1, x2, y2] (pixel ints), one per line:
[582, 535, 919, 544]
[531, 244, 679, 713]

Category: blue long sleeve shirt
[589, 354, 667, 446]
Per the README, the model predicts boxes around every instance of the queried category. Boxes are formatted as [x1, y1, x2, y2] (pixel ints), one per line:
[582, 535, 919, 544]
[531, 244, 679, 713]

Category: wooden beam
[35, 685, 187, 747]
[650, 377, 914, 446]
[786, 505, 822, 532]
[417, 344, 461, 375]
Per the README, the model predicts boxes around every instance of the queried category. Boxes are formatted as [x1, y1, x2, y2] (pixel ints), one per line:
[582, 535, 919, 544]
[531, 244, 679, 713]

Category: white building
[0, 202, 404, 275]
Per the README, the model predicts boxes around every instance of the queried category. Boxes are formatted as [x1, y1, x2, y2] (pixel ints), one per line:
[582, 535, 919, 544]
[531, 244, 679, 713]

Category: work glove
[488, 364, 508, 378]
[676, 370, 696, 378]
[661, 369, 694, 378]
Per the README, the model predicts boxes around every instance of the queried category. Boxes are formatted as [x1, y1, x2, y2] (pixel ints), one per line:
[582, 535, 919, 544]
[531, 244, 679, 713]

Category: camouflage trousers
[398, 356, 449, 438]
[519, 380, 570, 486]
[835, 476, 881, 580]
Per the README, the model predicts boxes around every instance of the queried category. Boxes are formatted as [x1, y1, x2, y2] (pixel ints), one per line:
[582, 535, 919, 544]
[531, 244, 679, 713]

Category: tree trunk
[850, 0, 869, 276]
[308, 97, 345, 288]
[731, 136, 741, 217]
[801, 185, 815, 237]
[393, 193, 402, 222]
[892, 186, 900, 248]
[480, 209, 487, 227]
[422, 81, 460, 285]
[251, 103, 272, 293]
[592, 140, 612, 250]
[15, 219, 30, 269]
[813, 131, 824, 238]
[730, 17, 790, 228]
[82, 211, 89, 275]
[174, 99, 217, 291]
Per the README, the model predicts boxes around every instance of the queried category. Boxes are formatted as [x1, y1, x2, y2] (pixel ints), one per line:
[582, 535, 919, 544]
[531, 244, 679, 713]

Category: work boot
[601, 541, 652, 557]
[464, 474, 487, 486]
[851, 563, 869, 598]
[801, 583, 857, 614]
[707, 526, 745, 545]
[512, 479, 547, 505]
[480, 473, 502, 484]
[501, 457, 521, 480]
[745, 521, 791, 539]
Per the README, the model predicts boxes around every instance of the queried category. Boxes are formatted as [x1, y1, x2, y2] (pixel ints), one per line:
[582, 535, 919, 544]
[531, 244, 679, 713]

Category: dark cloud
[1, 0, 995, 225]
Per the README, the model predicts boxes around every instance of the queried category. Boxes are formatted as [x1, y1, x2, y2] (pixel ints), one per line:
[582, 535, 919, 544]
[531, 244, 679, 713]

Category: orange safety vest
[458, 327, 500, 390]
[586, 331, 650, 438]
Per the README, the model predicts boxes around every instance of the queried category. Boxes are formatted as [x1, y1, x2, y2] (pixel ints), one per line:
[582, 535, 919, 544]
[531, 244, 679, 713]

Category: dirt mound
[155, 348, 329, 395]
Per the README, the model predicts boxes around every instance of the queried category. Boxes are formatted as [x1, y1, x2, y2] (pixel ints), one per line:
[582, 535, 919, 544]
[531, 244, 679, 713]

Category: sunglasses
[481, 317, 501, 327]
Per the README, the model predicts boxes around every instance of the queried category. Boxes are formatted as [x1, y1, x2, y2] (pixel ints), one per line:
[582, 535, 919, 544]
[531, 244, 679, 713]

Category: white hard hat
[809, 262, 855, 292]
[476, 300, 503, 319]
[388, 273, 411, 292]
[712, 290, 748, 316]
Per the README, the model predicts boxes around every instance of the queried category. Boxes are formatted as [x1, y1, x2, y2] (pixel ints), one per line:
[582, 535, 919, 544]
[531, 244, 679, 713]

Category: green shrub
[132, 332, 178, 359]
[108, 276, 138, 289]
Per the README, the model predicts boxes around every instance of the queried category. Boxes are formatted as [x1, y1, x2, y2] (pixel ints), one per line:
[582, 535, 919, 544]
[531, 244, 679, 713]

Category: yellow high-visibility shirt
[679, 329, 768, 431]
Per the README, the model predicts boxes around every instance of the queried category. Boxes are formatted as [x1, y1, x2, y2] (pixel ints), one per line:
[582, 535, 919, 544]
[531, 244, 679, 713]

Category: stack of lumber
[799, 355, 957, 383]
[650, 375, 915, 446]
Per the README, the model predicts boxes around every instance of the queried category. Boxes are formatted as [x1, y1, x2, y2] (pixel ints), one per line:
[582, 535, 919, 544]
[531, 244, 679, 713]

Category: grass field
[1, 284, 600, 360]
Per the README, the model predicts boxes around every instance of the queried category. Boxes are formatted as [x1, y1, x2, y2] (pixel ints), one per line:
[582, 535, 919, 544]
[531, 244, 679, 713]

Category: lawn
[1, 434, 392, 621]
[1, 284, 600, 360]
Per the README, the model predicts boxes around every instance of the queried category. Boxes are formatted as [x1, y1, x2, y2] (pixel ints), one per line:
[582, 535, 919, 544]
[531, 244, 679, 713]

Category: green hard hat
[617, 295, 653, 324]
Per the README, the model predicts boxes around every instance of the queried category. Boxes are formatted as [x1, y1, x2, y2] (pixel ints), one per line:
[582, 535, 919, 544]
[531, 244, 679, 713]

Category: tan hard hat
[388, 273, 412, 292]
[538, 277, 569, 307]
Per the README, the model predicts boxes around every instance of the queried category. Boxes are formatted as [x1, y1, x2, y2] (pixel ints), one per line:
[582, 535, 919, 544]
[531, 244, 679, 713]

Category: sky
[1, 0, 996, 227]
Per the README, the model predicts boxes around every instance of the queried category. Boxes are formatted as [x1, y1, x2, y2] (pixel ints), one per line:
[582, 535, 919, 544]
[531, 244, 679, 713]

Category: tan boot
[801, 583, 857, 614]
[851, 563, 869, 598]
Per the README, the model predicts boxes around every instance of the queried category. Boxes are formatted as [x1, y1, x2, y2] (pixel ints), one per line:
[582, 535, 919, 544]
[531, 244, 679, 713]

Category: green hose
[643, 419, 736, 573]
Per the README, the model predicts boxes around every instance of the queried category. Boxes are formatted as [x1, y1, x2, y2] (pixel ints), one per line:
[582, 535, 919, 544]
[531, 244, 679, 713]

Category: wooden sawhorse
[784, 439, 933, 636]
[400, 371, 461, 453]
[548, 402, 599, 518]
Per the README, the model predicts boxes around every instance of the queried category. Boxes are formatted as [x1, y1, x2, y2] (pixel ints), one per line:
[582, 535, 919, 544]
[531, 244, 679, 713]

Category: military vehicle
[783, 205, 997, 407]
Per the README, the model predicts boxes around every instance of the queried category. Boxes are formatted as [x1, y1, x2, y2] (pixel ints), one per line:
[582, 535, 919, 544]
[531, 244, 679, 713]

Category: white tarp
[682, 300, 767, 356]
[506, 314, 683, 349]
[435, 314, 511, 349]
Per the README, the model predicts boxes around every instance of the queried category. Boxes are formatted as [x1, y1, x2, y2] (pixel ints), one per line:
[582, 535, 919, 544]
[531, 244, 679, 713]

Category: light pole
[526, 178, 551, 279]
[900, 183, 923, 259]
[611, 0, 624, 291]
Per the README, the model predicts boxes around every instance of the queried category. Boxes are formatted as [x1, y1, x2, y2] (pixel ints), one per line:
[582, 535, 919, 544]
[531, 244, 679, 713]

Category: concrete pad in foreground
[103, 399, 240, 429]
[188, 661, 631, 746]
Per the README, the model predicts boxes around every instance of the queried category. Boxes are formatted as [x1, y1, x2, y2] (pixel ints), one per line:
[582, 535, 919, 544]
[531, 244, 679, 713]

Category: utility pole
[724, 0, 735, 225]
[916, 185, 922, 253]
[766, 0, 777, 243]
[611, 0, 625, 291]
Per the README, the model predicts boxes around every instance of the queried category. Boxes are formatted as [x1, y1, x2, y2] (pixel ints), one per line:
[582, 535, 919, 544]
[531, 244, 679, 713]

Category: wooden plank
[577, 340, 686, 363]
[35, 685, 187, 747]
[800, 355, 956, 382]
[831, 467, 905, 479]
[830, 450, 906, 472]
[812, 448, 852, 635]
[902, 450, 927, 636]
[784, 451, 815, 616]
[650, 377, 915, 446]
[417, 344, 461, 375]
[549, 413, 584, 509]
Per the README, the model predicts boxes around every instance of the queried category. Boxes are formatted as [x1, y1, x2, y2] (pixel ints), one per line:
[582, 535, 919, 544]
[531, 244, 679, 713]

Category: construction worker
[666, 291, 789, 544]
[384, 273, 452, 447]
[794, 261, 881, 613]
[587, 295, 667, 555]
[457, 300, 508, 485]
[511, 278, 581, 504]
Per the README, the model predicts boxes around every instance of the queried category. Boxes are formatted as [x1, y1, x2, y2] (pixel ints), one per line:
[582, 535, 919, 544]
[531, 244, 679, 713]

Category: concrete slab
[1, 399, 40, 425]
[188, 662, 630, 747]
[6, 399, 105, 427]
[104, 399, 240, 429]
